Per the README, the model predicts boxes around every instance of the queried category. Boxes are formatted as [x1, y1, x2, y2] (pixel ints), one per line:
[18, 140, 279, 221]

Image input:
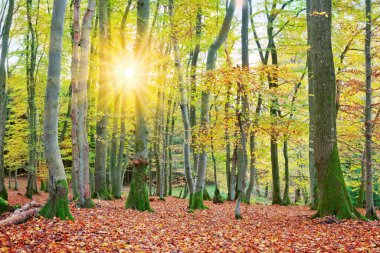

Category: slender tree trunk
[211, 106, 223, 203]
[230, 146, 237, 200]
[154, 85, 163, 199]
[309, 0, 360, 219]
[110, 92, 120, 195]
[268, 38, 282, 205]
[25, 0, 39, 199]
[235, 106, 249, 219]
[75, 0, 96, 208]
[356, 149, 366, 208]
[163, 92, 173, 197]
[283, 141, 290, 205]
[192, 0, 236, 210]
[70, 0, 81, 200]
[246, 96, 262, 203]
[0, 0, 15, 201]
[224, 43, 233, 201]
[306, 0, 318, 210]
[168, 101, 176, 196]
[14, 169, 18, 191]
[190, 6, 202, 175]
[168, 0, 194, 205]
[148, 146, 153, 196]
[39, 0, 73, 220]
[94, 0, 111, 200]
[125, 0, 151, 211]
[364, 0, 377, 220]
[115, 86, 127, 199]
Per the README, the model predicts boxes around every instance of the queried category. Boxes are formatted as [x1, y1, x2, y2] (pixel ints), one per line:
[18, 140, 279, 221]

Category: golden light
[123, 66, 137, 80]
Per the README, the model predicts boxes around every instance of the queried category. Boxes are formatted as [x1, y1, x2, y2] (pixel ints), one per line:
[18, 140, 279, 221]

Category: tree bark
[356, 149, 366, 208]
[283, 141, 290, 205]
[25, 0, 39, 199]
[168, 0, 195, 204]
[70, 0, 81, 201]
[364, 0, 377, 220]
[0, 0, 15, 201]
[309, 0, 360, 219]
[306, 0, 318, 210]
[125, 0, 151, 211]
[110, 92, 120, 196]
[246, 96, 262, 203]
[39, 0, 73, 220]
[75, 0, 96, 208]
[94, 0, 111, 200]
[190, 6, 202, 175]
[192, 0, 236, 210]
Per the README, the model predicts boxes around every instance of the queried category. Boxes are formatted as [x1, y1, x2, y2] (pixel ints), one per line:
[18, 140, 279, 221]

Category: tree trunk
[192, 0, 236, 210]
[75, 0, 96, 208]
[115, 86, 127, 199]
[235, 107, 249, 219]
[39, 0, 73, 220]
[306, 0, 318, 211]
[110, 92, 120, 196]
[230, 146, 237, 200]
[364, 0, 377, 220]
[0, 0, 15, 201]
[283, 141, 290, 205]
[25, 0, 39, 199]
[246, 96, 262, 203]
[94, 0, 111, 200]
[125, 0, 151, 212]
[309, 0, 360, 219]
[356, 150, 366, 208]
[268, 36, 282, 205]
[163, 92, 173, 197]
[190, 6, 202, 176]
[70, 0, 81, 201]
[168, 104, 176, 196]
[168, 0, 194, 205]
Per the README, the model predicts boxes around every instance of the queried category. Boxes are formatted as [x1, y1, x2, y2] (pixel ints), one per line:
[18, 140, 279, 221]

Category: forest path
[1, 182, 379, 252]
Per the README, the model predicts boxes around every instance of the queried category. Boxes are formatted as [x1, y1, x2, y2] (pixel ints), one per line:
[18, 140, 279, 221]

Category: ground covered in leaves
[1, 188, 380, 252]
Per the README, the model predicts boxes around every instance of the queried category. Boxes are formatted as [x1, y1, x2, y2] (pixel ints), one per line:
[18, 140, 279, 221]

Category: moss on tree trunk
[190, 190, 207, 210]
[313, 145, 362, 219]
[125, 164, 151, 211]
[39, 179, 73, 220]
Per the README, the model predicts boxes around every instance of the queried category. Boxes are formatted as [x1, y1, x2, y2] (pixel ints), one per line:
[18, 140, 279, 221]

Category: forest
[0, 0, 380, 251]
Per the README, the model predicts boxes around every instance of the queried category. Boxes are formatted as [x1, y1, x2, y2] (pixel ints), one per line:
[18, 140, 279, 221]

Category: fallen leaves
[1, 190, 380, 252]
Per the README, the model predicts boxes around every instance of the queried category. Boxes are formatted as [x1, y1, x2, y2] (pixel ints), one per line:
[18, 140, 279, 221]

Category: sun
[123, 66, 136, 80]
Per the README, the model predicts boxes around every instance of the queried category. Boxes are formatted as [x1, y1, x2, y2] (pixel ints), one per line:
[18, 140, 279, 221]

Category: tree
[306, 0, 318, 210]
[235, 0, 249, 217]
[309, 0, 360, 219]
[168, 0, 194, 204]
[125, 0, 151, 211]
[191, 0, 236, 210]
[70, 0, 81, 201]
[0, 0, 15, 201]
[94, 0, 111, 200]
[364, 0, 377, 220]
[38, 0, 73, 220]
[74, 0, 96, 208]
[25, 0, 39, 199]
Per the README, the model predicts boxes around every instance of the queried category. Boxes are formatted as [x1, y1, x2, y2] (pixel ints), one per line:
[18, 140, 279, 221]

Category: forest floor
[1, 179, 380, 252]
